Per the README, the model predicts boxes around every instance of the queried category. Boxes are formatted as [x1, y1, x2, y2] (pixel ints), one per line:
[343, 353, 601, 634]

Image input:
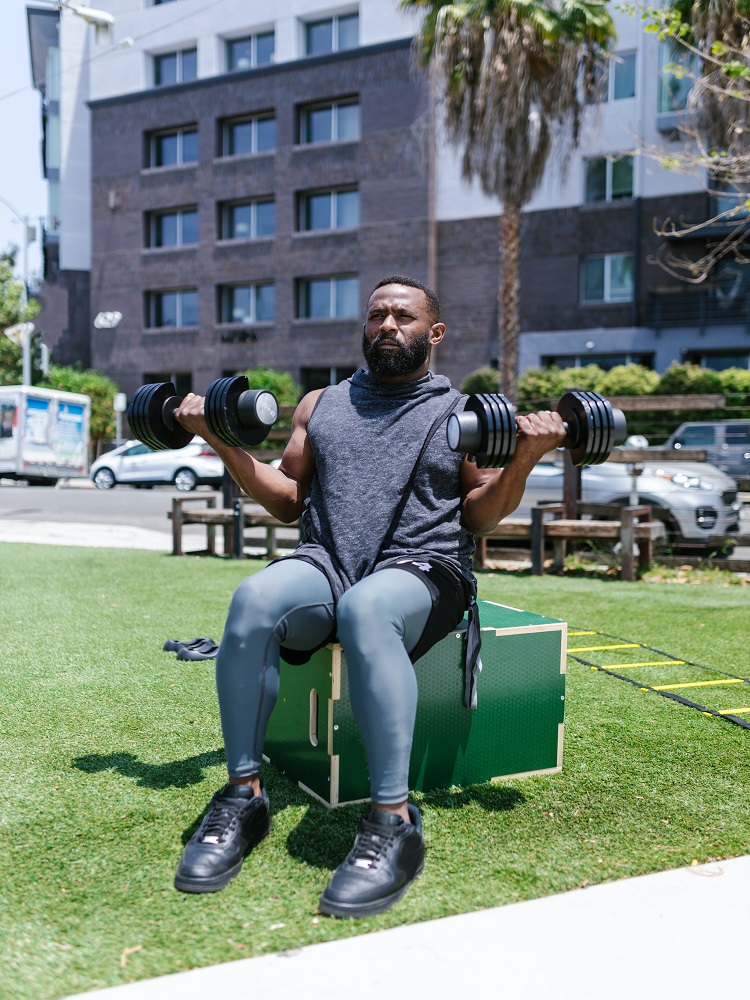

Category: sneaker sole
[318, 862, 424, 919]
[173, 819, 270, 894]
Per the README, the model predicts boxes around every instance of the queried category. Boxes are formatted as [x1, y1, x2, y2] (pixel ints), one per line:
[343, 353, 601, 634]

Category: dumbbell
[447, 390, 628, 468]
[127, 376, 279, 451]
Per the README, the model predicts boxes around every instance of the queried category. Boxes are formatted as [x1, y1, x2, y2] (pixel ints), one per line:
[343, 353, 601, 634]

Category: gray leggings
[216, 559, 432, 804]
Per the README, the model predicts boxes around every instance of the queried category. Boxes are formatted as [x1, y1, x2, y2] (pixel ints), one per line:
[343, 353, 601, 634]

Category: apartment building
[28, 1, 750, 401]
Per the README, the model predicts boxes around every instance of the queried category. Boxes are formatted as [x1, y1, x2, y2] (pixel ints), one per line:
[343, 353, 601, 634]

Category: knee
[224, 575, 278, 640]
[337, 587, 398, 643]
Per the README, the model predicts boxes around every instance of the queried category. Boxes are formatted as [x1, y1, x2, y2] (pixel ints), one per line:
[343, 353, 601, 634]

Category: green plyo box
[264, 600, 567, 807]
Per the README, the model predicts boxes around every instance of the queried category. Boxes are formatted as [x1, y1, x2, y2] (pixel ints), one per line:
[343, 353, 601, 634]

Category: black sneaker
[318, 805, 425, 918]
[177, 640, 219, 661]
[174, 784, 270, 894]
[163, 637, 215, 653]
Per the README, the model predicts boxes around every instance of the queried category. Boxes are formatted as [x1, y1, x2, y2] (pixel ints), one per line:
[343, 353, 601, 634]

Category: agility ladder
[567, 629, 750, 730]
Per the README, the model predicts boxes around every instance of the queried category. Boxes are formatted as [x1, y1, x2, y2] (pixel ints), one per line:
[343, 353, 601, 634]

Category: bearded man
[171, 275, 565, 917]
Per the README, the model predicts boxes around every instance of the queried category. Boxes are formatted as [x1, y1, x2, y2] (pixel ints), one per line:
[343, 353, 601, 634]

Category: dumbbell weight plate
[587, 391, 613, 465]
[127, 383, 192, 451]
[479, 394, 498, 468]
[462, 395, 491, 463]
[558, 391, 595, 466]
[494, 393, 517, 467]
[582, 391, 613, 465]
[484, 394, 504, 468]
[205, 376, 278, 448]
[579, 391, 604, 466]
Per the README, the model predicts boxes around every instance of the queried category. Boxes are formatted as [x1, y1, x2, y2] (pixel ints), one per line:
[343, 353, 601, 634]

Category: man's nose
[380, 312, 398, 332]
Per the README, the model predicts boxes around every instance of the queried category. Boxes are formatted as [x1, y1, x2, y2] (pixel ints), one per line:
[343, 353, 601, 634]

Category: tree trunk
[498, 205, 521, 399]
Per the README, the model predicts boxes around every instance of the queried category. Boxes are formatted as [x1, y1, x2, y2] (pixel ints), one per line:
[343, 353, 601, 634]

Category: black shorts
[374, 556, 472, 663]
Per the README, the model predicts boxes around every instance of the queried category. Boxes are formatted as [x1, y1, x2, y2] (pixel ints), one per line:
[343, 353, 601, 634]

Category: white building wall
[435, 7, 704, 222]
[58, 9, 92, 271]
[87, 0, 418, 102]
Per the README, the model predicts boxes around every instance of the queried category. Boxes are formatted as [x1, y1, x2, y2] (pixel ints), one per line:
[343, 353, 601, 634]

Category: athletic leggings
[216, 558, 432, 804]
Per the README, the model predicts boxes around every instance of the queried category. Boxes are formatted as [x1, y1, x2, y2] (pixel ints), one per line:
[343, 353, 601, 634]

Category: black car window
[677, 426, 716, 446]
[725, 424, 750, 445]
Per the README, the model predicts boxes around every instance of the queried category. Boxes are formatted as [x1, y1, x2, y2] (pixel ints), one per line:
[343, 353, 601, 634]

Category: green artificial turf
[2, 543, 749, 998]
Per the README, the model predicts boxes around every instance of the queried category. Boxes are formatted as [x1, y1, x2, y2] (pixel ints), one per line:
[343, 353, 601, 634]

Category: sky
[0, 0, 47, 284]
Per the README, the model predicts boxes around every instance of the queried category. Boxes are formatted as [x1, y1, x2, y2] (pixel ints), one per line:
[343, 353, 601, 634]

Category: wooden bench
[476, 503, 665, 580]
[169, 496, 298, 559]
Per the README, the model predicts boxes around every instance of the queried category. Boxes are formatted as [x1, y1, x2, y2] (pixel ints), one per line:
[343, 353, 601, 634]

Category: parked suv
[517, 457, 741, 551]
[664, 419, 750, 482]
[90, 439, 224, 491]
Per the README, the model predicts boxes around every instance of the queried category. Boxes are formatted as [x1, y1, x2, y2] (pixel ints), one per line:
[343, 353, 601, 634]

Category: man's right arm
[174, 389, 324, 523]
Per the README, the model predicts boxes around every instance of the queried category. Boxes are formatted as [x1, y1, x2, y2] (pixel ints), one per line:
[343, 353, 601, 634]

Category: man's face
[362, 284, 443, 379]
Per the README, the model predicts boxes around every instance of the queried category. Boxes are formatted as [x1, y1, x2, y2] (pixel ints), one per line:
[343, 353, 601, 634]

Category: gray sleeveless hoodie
[289, 368, 475, 601]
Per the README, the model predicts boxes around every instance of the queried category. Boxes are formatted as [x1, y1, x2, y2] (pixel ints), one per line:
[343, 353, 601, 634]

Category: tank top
[289, 368, 475, 601]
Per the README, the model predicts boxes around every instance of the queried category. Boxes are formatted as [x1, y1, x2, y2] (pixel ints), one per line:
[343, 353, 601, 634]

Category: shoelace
[347, 820, 397, 870]
[200, 795, 248, 844]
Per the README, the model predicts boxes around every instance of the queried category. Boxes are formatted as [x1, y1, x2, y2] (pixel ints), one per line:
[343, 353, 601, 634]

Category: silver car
[516, 457, 741, 549]
[90, 439, 224, 491]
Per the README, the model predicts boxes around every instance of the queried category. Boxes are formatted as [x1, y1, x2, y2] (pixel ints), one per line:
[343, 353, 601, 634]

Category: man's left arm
[459, 411, 567, 536]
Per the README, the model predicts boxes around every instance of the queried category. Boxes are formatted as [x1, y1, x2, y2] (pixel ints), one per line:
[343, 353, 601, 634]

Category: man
[171, 275, 566, 918]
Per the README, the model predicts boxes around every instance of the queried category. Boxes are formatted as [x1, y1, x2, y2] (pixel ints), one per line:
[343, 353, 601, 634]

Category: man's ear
[429, 322, 446, 347]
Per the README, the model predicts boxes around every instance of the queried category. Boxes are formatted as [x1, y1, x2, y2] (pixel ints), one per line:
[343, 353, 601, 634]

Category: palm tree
[402, 0, 616, 398]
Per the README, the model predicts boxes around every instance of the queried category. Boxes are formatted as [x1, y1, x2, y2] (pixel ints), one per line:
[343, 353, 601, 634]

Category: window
[148, 127, 198, 167]
[144, 371, 193, 396]
[301, 366, 357, 392]
[299, 99, 360, 144]
[219, 199, 275, 239]
[298, 276, 359, 318]
[221, 114, 276, 156]
[658, 41, 696, 113]
[219, 283, 275, 324]
[592, 51, 636, 102]
[146, 207, 198, 247]
[612, 52, 636, 99]
[226, 31, 274, 71]
[711, 178, 750, 219]
[153, 48, 197, 87]
[299, 188, 359, 231]
[147, 290, 198, 328]
[542, 353, 653, 372]
[581, 253, 634, 303]
[584, 156, 633, 203]
[305, 12, 359, 55]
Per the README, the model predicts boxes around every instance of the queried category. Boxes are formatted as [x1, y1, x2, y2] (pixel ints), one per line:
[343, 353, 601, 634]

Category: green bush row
[460, 363, 750, 443]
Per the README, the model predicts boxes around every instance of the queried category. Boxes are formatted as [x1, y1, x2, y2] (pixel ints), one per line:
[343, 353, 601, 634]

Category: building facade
[28, 0, 750, 405]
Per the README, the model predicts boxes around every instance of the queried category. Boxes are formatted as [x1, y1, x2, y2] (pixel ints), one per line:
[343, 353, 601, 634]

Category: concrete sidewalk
[61, 855, 750, 1000]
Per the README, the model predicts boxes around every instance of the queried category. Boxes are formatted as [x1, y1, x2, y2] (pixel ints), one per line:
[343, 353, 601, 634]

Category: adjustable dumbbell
[447, 390, 628, 468]
[127, 376, 279, 451]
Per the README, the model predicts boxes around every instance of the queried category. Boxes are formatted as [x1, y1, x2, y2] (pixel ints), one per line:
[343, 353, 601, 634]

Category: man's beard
[361, 331, 431, 378]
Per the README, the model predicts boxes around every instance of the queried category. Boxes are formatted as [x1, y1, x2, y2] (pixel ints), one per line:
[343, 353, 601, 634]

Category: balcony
[646, 288, 750, 331]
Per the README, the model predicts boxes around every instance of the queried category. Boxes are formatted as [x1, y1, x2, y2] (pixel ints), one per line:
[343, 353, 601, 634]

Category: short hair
[369, 275, 440, 324]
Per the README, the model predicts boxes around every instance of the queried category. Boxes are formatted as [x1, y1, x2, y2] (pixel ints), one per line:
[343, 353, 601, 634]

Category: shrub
[238, 367, 302, 406]
[717, 367, 750, 415]
[598, 364, 660, 396]
[655, 362, 724, 395]
[460, 366, 500, 395]
[516, 366, 566, 404]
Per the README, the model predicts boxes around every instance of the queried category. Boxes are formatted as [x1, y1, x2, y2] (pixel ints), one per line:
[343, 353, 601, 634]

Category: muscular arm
[173, 389, 323, 523]
[459, 411, 567, 535]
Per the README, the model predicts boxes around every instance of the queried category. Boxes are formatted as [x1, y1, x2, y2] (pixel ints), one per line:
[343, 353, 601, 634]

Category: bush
[460, 366, 500, 395]
[516, 366, 566, 404]
[598, 364, 660, 396]
[717, 367, 750, 416]
[556, 364, 606, 393]
[238, 367, 302, 406]
[655, 362, 724, 396]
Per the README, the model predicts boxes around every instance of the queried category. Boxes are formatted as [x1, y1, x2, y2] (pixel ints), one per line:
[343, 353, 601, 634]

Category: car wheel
[93, 467, 116, 490]
[174, 467, 198, 492]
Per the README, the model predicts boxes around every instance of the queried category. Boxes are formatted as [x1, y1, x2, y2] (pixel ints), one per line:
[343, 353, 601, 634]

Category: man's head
[362, 276, 445, 381]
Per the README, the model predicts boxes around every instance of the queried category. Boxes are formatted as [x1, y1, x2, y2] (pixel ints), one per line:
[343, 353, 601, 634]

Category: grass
[2, 543, 749, 998]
